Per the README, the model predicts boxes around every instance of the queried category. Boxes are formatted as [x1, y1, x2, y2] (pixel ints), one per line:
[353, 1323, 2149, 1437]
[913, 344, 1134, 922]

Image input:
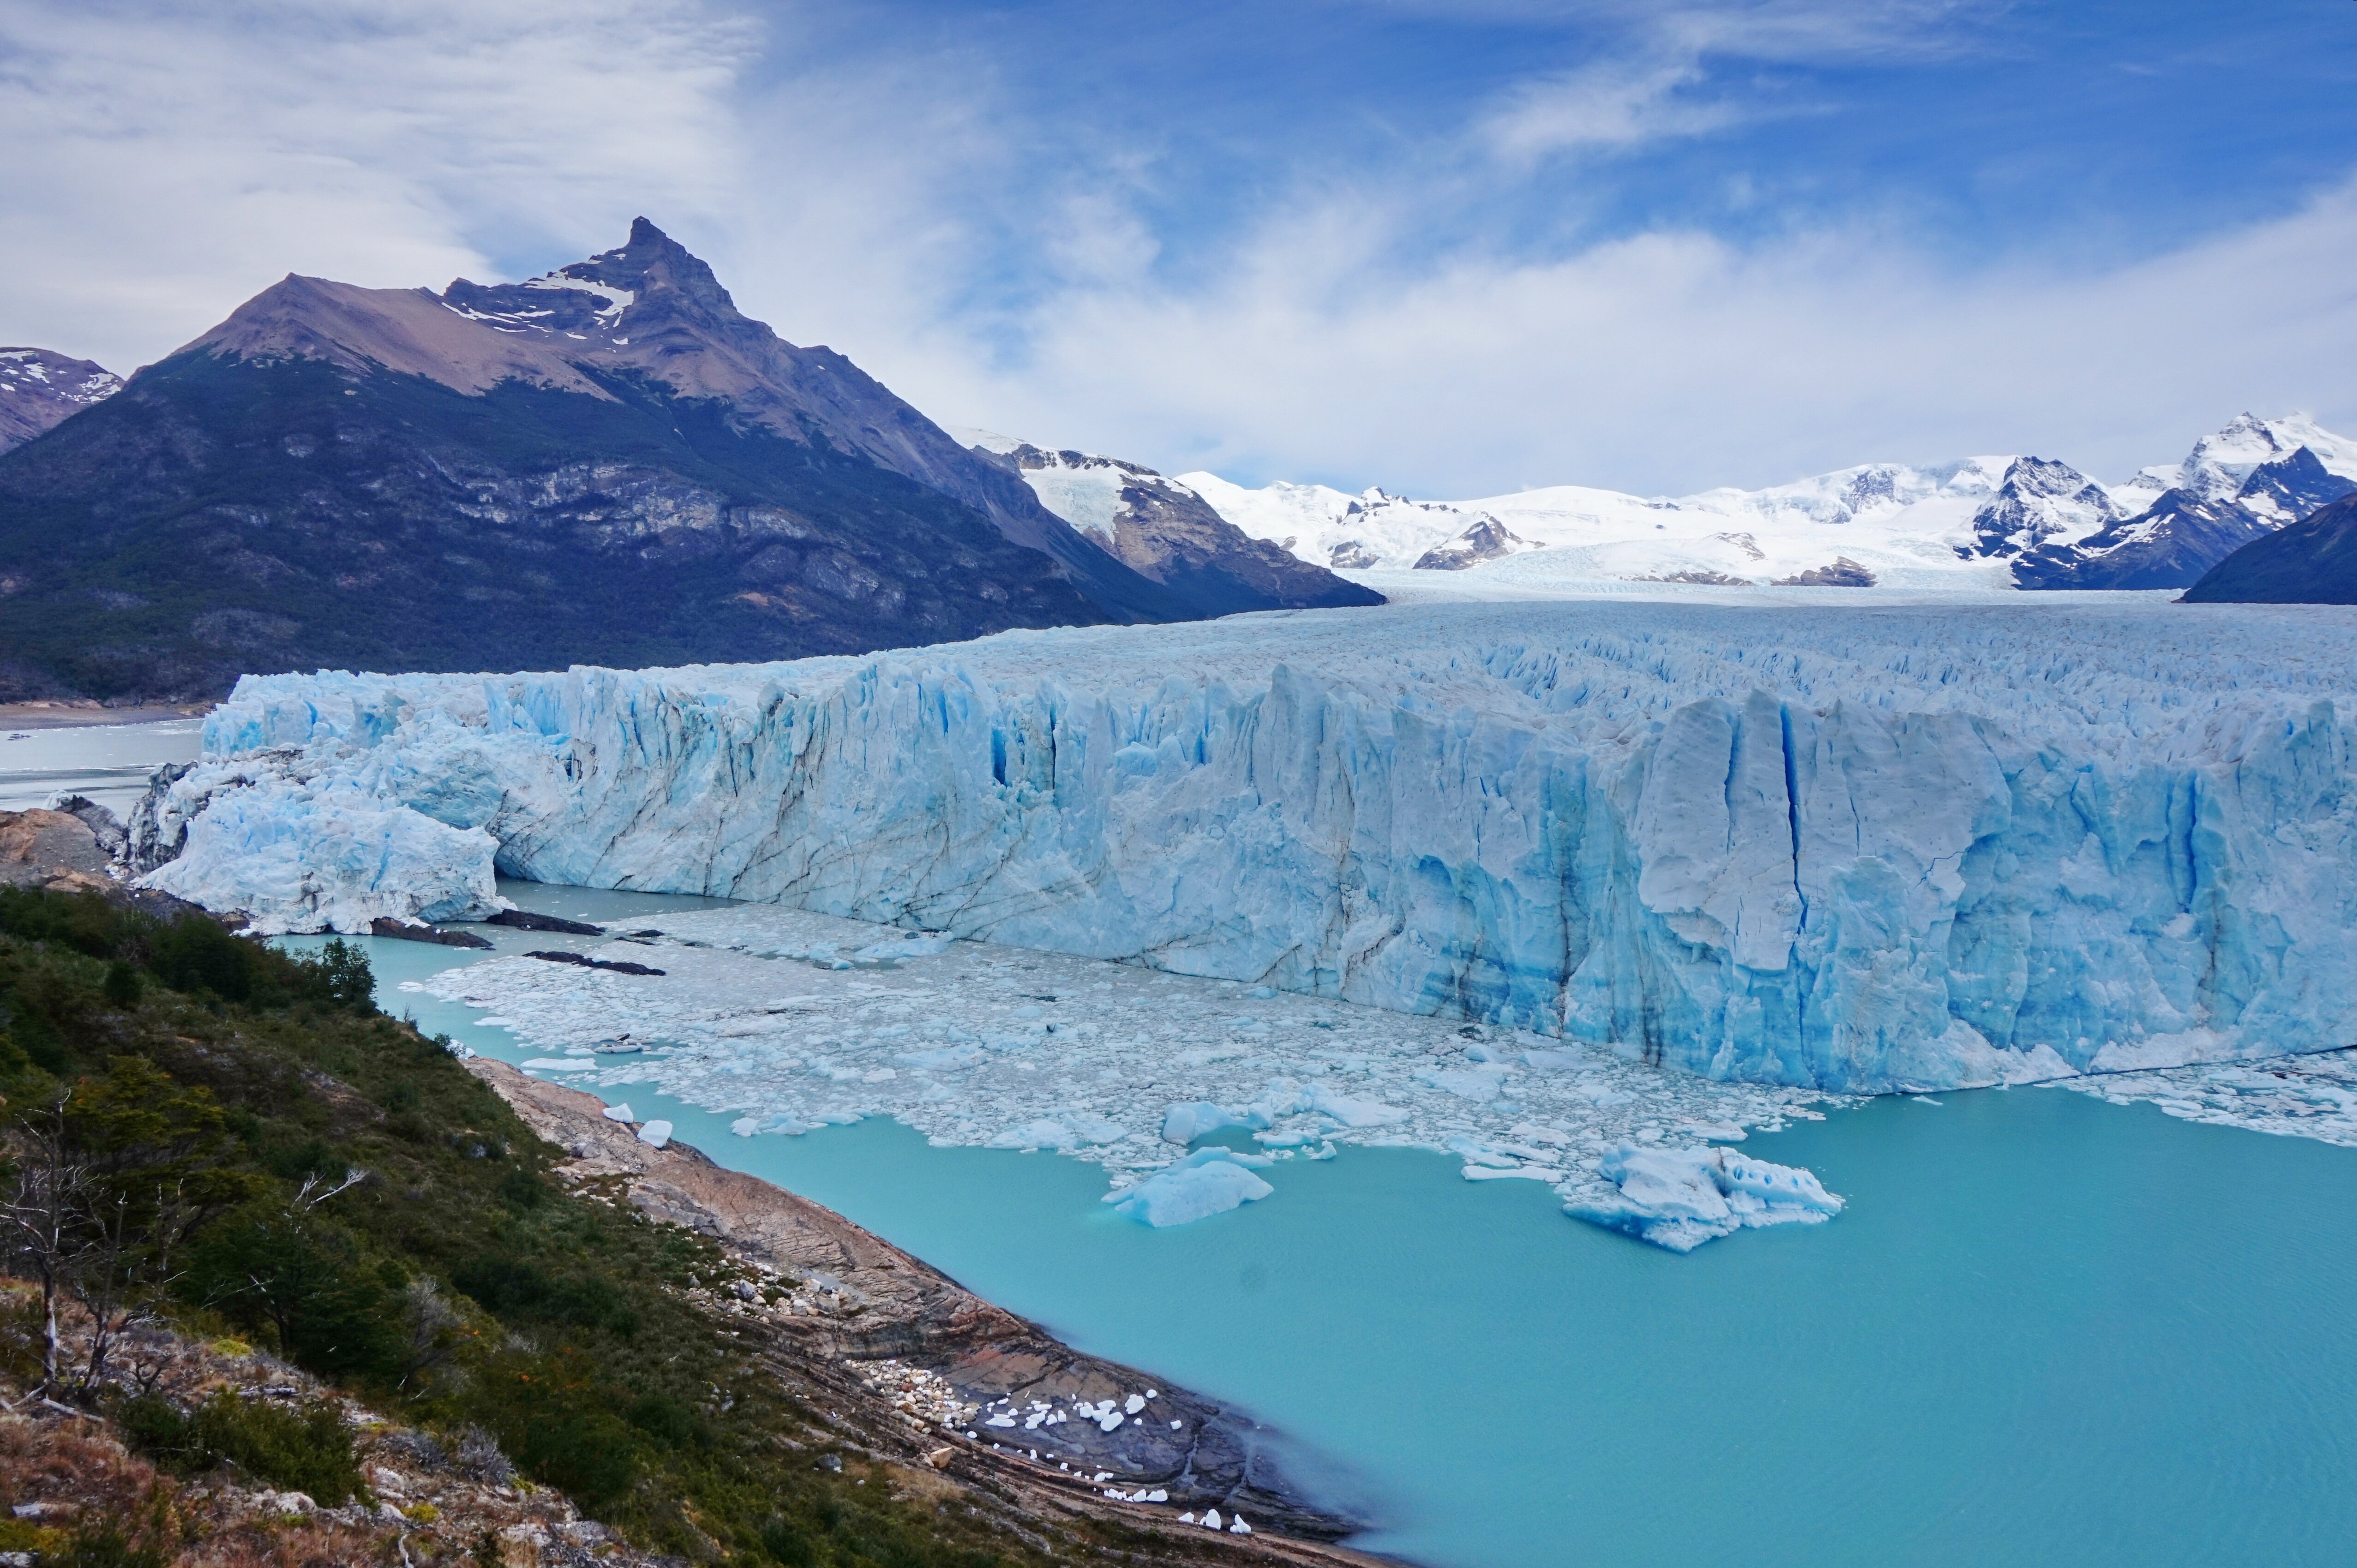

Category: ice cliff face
[141, 599, 2357, 1095]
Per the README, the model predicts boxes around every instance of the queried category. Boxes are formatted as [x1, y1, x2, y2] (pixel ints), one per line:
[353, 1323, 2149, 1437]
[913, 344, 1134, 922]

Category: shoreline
[0, 700, 209, 730]
[470, 1056, 1395, 1565]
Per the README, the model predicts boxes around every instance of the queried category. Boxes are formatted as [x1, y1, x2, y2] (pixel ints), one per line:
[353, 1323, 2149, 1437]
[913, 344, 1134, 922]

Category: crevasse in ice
[138, 599, 2357, 1095]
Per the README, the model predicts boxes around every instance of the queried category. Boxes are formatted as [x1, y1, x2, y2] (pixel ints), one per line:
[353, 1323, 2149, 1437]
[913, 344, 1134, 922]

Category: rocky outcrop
[1412, 514, 1529, 570]
[1773, 557, 1876, 587]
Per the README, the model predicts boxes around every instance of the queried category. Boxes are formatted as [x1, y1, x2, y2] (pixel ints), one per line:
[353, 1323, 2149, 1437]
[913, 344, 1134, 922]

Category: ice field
[143, 595, 2357, 1101]
[399, 899, 1840, 1248]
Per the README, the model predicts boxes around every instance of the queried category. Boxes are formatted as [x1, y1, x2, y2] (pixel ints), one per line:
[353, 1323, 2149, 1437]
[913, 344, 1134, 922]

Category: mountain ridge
[0, 220, 1389, 701]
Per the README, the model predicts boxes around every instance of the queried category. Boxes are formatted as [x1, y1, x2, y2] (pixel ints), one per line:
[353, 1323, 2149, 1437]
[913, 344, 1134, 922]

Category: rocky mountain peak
[0, 347, 123, 454]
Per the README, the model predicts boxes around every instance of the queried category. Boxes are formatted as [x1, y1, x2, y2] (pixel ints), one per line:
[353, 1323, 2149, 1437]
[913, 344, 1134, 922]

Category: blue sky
[4, 0, 2353, 495]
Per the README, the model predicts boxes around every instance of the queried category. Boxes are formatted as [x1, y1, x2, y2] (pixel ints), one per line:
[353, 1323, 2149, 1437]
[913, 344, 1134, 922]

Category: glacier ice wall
[148, 600, 2357, 1092]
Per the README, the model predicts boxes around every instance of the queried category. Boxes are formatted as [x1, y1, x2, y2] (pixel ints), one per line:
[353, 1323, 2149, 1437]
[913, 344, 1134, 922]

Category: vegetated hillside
[0, 886, 1333, 1567]
[2180, 492, 2357, 604]
[0, 220, 1236, 704]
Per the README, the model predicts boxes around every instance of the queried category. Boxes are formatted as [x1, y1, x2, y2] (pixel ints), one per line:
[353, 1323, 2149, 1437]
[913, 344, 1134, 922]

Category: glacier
[140, 596, 2357, 1096]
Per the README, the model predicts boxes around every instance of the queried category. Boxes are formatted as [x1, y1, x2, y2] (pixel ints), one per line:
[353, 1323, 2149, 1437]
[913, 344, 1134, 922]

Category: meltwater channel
[293, 885, 2357, 1568]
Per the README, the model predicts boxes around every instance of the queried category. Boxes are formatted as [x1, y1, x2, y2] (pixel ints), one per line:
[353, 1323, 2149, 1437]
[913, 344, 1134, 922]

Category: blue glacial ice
[1568, 1144, 1844, 1252]
[1105, 1149, 1276, 1227]
[141, 598, 2357, 1098]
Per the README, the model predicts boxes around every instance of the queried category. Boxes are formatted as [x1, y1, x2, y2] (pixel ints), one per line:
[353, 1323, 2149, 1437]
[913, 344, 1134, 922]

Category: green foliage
[118, 1389, 363, 1503]
[0, 888, 1048, 1566]
[190, 1212, 402, 1379]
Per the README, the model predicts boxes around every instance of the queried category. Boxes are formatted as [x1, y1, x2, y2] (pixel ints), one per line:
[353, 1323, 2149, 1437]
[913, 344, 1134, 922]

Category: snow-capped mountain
[0, 220, 1245, 701]
[0, 347, 120, 453]
[1181, 413, 2357, 592]
[949, 433, 1380, 614]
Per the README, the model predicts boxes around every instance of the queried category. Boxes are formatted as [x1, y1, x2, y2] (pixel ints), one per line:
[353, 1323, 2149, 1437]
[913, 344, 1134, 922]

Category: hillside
[2180, 492, 2357, 604]
[0, 872, 1368, 1565]
[0, 222, 1228, 703]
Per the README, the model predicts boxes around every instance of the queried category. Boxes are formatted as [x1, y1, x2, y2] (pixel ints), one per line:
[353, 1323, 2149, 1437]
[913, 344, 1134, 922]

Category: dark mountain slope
[2180, 492, 2357, 604]
[0, 352, 1115, 700]
[0, 221, 1210, 700]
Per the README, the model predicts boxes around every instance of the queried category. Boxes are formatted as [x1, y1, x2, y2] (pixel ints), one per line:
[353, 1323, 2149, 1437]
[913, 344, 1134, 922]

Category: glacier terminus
[130, 593, 2357, 1241]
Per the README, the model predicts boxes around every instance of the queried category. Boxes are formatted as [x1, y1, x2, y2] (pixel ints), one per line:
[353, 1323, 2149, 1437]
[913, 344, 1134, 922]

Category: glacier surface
[144, 597, 2357, 1095]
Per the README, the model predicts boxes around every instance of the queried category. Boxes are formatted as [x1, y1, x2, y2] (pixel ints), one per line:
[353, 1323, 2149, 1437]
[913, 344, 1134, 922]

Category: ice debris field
[396, 900, 1840, 1251]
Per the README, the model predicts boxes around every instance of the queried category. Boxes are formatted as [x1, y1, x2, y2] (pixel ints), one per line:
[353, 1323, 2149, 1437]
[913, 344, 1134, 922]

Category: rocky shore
[474, 1059, 1383, 1562]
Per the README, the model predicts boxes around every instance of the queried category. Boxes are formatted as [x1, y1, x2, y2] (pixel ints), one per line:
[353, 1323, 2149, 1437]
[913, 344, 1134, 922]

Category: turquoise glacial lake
[295, 888, 2357, 1568]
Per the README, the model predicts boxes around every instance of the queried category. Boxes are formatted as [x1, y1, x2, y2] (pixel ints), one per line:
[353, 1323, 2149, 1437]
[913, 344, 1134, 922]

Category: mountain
[951, 433, 1381, 614]
[1178, 413, 2357, 593]
[0, 347, 120, 452]
[0, 220, 1216, 702]
[2013, 415, 2357, 589]
[2179, 492, 2357, 604]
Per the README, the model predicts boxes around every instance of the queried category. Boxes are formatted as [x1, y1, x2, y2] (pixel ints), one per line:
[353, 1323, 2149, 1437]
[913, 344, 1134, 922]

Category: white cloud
[923, 174, 2357, 496]
[4, 0, 2350, 504]
[1480, 60, 1736, 161]
[0, 0, 758, 371]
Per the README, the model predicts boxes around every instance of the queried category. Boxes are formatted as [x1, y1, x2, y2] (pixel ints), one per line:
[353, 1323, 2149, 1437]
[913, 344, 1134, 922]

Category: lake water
[289, 886, 2357, 1568]
[0, 717, 203, 815]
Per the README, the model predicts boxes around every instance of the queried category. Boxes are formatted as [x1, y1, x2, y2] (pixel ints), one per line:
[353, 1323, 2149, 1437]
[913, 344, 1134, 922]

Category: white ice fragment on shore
[636, 1120, 673, 1149]
[1568, 1144, 1841, 1252]
[1123, 1394, 1146, 1414]
[1229, 1517, 1251, 1535]
[601, 1103, 635, 1124]
[1105, 1149, 1275, 1227]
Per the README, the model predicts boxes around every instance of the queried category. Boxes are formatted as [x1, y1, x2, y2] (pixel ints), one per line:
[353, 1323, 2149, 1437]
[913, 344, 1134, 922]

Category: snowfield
[140, 595, 2357, 1108]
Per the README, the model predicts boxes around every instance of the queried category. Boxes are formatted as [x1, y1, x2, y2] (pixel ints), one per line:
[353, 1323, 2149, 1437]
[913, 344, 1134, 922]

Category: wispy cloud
[3, 0, 2349, 503]
[0, 0, 758, 368]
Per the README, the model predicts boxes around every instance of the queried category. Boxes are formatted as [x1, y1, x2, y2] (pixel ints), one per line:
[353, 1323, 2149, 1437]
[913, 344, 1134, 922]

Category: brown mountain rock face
[0, 347, 120, 453]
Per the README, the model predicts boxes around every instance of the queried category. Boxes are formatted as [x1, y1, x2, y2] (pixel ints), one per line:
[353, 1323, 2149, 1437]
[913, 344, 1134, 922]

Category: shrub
[119, 1390, 363, 1504]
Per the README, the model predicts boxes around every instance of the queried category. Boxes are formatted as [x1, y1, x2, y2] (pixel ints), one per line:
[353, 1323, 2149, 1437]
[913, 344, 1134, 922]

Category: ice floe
[1567, 1144, 1843, 1252]
[405, 901, 1835, 1247]
[2056, 1049, 2357, 1146]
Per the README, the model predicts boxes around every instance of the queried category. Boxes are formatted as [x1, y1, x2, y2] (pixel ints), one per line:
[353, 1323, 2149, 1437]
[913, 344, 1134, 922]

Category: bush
[119, 1390, 363, 1503]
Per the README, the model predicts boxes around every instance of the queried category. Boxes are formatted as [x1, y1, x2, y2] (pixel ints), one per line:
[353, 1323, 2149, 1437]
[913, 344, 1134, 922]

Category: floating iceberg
[1105, 1149, 1276, 1227]
[1568, 1144, 1844, 1252]
[140, 599, 2357, 1094]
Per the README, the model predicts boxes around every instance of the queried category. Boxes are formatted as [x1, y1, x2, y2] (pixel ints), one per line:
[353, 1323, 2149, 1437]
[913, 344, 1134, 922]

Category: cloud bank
[3, 0, 2351, 497]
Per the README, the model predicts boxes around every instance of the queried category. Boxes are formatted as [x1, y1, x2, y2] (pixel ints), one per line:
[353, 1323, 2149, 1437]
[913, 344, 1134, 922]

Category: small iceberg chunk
[1301, 1085, 1407, 1127]
[1105, 1149, 1275, 1227]
[1568, 1144, 1841, 1252]
[1160, 1101, 1240, 1144]
[636, 1119, 673, 1149]
[601, 1103, 635, 1124]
